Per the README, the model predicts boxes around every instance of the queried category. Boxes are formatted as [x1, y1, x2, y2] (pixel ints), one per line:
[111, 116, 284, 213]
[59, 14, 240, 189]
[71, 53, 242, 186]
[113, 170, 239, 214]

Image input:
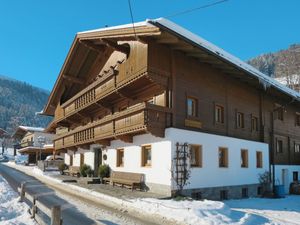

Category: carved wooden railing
[54, 103, 172, 150]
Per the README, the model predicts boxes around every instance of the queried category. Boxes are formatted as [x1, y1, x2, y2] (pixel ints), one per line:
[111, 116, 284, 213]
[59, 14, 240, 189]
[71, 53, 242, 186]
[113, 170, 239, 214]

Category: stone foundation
[181, 183, 261, 200]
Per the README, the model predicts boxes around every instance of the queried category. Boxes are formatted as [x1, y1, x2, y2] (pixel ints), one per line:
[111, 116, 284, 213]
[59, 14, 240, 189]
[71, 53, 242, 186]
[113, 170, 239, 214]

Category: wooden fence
[18, 181, 63, 225]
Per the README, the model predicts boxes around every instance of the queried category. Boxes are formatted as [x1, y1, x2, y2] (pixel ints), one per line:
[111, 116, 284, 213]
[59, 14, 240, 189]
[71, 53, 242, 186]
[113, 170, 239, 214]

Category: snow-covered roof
[147, 18, 300, 101]
[77, 21, 150, 34]
[18, 126, 45, 132]
[79, 18, 300, 101]
[43, 144, 54, 149]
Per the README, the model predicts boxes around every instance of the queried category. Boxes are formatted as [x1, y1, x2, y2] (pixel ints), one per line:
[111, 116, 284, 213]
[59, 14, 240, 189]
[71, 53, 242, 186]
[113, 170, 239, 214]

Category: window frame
[276, 139, 283, 153]
[236, 112, 245, 128]
[141, 145, 152, 167]
[251, 116, 258, 132]
[189, 144, 202, 168]
[256, 151, 263, 168]
[116, 148, 124, 167]
[241, 149, 248, 168]
[186, 96, 198, 118]
[218, 147, 228, 168]
[215, 104, 225, 124]
[295, 143, 300, 153]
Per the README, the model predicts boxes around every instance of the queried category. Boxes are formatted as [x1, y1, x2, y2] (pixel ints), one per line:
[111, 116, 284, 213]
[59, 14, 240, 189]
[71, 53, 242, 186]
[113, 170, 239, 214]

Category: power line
[127, 0, 138, 40]
[165, 0, 229, 19]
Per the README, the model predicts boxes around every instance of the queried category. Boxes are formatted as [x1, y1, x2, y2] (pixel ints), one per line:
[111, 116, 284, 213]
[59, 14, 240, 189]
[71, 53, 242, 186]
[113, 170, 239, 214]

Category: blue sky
[0, 0, 299, 91]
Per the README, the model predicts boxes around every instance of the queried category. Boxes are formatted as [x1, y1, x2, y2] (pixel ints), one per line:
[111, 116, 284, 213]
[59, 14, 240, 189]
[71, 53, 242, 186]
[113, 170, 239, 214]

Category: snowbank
[5, 162, 300, 225]
[0, 175, 36, 225]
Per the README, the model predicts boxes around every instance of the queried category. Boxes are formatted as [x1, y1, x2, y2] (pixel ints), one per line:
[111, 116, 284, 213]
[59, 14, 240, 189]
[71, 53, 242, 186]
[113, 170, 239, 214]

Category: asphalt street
[0, 163, 100, 225]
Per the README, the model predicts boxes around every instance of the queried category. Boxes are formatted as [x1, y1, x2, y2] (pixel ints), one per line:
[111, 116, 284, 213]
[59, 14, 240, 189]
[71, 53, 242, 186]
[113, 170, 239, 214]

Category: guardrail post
[19, 182, 26, 202]
[51, 205, 61, 225]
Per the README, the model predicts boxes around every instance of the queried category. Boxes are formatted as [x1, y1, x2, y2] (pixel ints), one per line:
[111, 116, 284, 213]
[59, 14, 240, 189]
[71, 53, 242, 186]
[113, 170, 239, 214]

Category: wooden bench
[63, 166, 80, 177]
[103, 171, 144, 191]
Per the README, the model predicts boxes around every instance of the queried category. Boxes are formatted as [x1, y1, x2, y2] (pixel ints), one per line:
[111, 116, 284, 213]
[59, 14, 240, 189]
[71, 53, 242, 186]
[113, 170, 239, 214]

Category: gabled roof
[43, 18, 300, 116]
[13, 126, 45, 139]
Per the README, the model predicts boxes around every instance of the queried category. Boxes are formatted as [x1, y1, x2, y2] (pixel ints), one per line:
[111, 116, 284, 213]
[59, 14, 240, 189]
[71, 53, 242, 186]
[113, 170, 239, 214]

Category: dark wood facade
[45, 21, 300, 166]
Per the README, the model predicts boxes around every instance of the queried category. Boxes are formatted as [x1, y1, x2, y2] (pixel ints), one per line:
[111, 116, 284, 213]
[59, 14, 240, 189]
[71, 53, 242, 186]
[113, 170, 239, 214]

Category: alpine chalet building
[43, 19, 300, 199]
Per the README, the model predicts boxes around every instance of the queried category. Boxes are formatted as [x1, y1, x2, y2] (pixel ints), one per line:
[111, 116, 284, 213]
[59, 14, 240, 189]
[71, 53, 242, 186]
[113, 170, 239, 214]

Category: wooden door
[94, 148, 102, 176]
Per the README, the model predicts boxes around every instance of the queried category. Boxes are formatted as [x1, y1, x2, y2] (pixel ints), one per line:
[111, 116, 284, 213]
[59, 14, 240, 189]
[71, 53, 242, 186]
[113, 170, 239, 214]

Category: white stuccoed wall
[165, 128, 269, 190]
[64, 149, 95, 170]
[33, 132, 54, 147]
[64, 127, 269, 192]
[105, 133, 172, 186]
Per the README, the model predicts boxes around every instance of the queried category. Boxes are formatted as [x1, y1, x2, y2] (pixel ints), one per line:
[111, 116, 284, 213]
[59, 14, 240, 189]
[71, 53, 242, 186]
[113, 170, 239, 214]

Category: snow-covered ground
[0, 175, 36, 225]
[4, 162, 300, 225]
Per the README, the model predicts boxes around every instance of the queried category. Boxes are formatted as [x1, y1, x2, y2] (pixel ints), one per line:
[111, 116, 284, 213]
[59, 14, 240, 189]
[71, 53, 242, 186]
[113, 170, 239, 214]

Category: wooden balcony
[54, 102, 172, 150]
[54, 65, 169, 125]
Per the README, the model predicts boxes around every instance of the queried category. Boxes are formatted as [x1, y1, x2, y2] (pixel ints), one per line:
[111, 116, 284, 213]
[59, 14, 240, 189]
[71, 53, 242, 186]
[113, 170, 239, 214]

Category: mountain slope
[248, 44, 300, 91]
[0, 75, 51, 134]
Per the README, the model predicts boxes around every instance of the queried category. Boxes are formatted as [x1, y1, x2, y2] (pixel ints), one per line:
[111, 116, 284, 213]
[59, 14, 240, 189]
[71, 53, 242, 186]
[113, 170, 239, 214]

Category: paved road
[0, 163, 104, 225]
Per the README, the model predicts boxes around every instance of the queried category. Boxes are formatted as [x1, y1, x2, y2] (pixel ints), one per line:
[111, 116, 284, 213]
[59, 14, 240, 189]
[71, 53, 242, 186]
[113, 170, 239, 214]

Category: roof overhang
[43, 18, 300, 116]
[18, 147, 53, 154]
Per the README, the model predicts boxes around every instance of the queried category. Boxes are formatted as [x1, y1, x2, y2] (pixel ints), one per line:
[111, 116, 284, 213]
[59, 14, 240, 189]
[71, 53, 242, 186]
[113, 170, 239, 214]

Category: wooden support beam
[116, 134, 133, 143]
[63, 75, 85, 85]
[94, 139, 110, 146]
[100, 38, 130, 55]
[157, 35, 179, 44]
[172, 44, 195, 51]
[67, 147, 77, 151]
[79, 40, 106, 53]
[78, 144, 90, 150]
[116, 90, 134, 99]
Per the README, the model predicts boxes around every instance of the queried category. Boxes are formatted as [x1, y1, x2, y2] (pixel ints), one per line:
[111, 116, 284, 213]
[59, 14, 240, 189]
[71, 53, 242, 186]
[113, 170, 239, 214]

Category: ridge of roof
[77, 21, 150, 34]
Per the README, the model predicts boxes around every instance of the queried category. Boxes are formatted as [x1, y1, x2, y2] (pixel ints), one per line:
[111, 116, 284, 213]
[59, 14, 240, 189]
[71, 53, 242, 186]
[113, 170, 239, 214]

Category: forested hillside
[248, 44, 300, 91]
[0, 75, 51, 134]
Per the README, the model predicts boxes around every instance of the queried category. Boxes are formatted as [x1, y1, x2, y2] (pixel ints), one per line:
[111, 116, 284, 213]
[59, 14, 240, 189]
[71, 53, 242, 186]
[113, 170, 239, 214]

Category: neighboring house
[42, 18, 300, 199]
[13, 126, 54, 164]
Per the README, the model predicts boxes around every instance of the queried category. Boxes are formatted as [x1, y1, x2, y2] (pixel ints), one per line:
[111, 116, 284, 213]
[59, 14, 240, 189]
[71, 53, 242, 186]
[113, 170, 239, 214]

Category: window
[295, 143, 300, 153]
[296, 113, 300, 126]
[215, 105, 224, 124]
[189, 145, 202, 167]
[241, 149, 248, 168]
[276, 140, 283, 153]
[242, 188, 248, 198]
[293, 171, 298, 181]
[220, 190, 228, 200]
[256, 151, 263, 168]
[187, 97, 197, 117]
[116, 149, 124, 167]
[257, 186, 262, 195]
[277, 107, 284, 120]
[251, 116, 258, 131]
[141, 145, 152, 167]
[219, 147, 228, 168]
[236, 112, 245, 128]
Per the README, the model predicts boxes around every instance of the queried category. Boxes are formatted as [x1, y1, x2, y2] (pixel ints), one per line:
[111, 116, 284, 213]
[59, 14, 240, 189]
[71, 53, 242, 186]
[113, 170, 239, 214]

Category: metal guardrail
[18, 181, 63, 225]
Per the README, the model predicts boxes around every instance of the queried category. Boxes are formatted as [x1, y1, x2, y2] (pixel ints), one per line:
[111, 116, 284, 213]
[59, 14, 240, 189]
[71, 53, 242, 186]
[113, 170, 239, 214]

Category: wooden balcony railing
[54, 103, 172, 150]
[54, 65, 169, 124]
